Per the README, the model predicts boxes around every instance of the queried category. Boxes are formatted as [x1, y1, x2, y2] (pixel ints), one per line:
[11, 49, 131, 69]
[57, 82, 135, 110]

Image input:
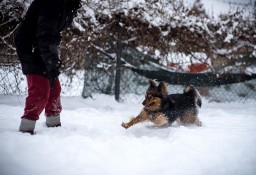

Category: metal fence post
[115, 41, 121, 102]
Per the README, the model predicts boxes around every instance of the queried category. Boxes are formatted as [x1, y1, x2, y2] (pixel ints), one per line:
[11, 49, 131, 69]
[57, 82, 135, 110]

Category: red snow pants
[22, 75, 62, 121]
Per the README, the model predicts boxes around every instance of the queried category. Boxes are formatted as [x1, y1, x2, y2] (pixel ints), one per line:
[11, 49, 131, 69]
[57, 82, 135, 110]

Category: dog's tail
[184, 85, 202, 108]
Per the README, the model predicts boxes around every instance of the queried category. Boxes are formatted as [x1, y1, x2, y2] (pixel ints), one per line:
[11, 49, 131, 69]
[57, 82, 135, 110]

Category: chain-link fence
[1, 63, 256, 103]
[0, 64, 85, 96]
[1, 39, 256, 103]
[80, 43, 256, 103]
[82, 67, 256, 103]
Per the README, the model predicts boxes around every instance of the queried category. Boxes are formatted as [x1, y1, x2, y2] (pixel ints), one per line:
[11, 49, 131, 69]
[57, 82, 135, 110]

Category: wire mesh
[1, 64, 256, 103]
[118, 69, 256, 103]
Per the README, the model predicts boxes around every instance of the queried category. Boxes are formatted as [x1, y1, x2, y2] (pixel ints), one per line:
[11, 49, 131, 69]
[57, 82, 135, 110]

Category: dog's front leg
[121, 109, 149, 129]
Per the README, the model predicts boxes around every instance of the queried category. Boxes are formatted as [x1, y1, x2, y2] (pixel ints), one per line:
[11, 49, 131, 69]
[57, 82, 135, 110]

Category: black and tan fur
[121, 80, 202, 129]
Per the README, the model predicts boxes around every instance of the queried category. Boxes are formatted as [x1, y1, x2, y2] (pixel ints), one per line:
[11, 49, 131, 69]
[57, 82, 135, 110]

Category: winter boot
[46, 115, 61, 127]
[19, 118, 36, 135]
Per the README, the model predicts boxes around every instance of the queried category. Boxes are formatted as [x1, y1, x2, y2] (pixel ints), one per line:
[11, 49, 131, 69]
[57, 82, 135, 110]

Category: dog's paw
[121, 122, 129, 129]
[196, 121, 203, 127]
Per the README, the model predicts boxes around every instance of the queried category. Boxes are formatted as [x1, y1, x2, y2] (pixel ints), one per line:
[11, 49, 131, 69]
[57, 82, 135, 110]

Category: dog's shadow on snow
[125, 124, 180, 139]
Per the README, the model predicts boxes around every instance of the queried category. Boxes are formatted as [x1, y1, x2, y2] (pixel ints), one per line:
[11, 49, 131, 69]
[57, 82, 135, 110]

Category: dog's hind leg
[121, 109, 149, 129]
[178, 111, 202, 127]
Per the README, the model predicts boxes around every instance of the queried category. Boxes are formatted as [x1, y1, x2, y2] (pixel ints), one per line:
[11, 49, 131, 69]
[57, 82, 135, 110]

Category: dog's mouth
[146, 102, 155, 107]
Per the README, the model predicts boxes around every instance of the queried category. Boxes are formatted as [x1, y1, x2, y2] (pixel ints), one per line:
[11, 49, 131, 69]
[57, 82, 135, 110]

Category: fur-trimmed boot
[19, 118, 36, 135]
[46, 115, 61, 127]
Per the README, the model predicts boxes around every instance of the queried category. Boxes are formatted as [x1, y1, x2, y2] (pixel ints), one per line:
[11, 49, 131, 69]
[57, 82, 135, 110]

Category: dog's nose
[142, 100, 145, 105]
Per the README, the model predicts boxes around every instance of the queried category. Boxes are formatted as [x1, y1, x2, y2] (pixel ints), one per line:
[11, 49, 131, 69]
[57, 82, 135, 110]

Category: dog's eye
[148, 95, 153, 99]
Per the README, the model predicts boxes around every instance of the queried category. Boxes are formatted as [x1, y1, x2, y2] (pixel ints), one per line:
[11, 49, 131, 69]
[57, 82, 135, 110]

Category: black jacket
[15, 0, 79, 80]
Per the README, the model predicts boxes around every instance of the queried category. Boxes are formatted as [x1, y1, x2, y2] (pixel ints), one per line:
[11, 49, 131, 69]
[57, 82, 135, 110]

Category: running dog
[121, 80, 202, 129]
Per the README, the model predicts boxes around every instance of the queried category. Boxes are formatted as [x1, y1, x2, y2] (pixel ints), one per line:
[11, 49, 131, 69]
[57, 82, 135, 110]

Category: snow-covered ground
[0, 94, 256, 175]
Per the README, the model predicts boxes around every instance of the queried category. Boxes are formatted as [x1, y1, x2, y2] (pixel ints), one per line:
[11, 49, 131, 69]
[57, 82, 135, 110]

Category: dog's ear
[184, 85, 194, 93]
[148, 79, 157, 90]
[158, 82, 168, 96]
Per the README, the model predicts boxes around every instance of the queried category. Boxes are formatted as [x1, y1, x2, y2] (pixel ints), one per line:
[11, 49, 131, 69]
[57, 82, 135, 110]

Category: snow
[184, 0, 253, 18]
[245, 66, 256, 75]
[224, 33, 234, 43]
[0, 94, 256, 175]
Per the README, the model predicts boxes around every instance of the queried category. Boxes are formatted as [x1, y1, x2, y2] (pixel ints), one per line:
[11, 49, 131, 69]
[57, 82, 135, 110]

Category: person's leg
[19, 75, 50, 133]
[45, 78, 62, 127]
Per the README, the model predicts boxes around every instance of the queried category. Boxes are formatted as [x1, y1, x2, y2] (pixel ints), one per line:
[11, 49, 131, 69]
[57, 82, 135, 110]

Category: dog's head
[142, 80, 168, 111]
